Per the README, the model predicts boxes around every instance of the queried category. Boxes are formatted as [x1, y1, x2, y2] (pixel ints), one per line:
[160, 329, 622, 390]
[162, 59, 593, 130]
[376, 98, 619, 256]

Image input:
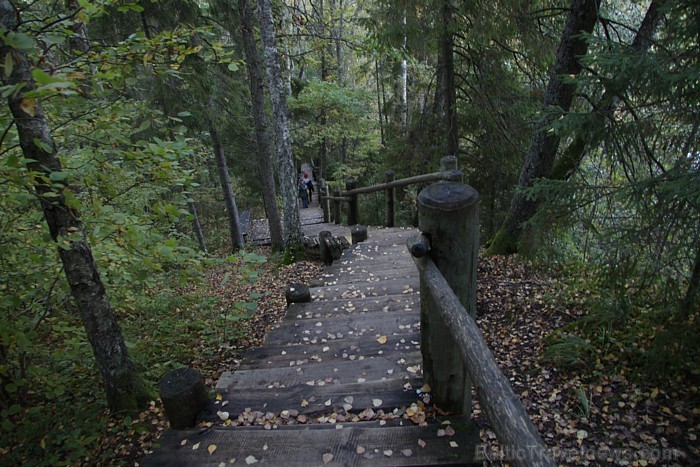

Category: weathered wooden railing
[318, 156, 462, 226]
[407, 178, 553, 467]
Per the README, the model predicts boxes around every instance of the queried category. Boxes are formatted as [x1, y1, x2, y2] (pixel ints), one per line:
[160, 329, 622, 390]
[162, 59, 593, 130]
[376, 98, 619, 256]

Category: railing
[318, 156, 462, 226]
[317, 157, 552, 466]
[407, 177, 553, 467]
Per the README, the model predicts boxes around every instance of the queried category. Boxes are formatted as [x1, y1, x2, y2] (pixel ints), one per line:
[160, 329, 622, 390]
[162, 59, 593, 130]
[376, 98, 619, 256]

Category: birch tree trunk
[0, 0, 150, 412]
[238, 0, 284, 252]
[488, 0, 601, 255]
[258, 0, 304, 252]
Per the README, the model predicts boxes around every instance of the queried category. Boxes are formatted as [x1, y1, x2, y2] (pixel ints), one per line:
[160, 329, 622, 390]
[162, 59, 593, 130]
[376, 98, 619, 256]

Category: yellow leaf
[20, 98, 36, 117]
[650, 388, 659, 399]
[208, 444, 217, 455]
[376, 335, 387, 344]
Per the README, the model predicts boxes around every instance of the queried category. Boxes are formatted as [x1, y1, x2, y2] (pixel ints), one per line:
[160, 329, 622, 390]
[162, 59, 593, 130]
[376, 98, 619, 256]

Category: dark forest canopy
[0, 0, 697, 463]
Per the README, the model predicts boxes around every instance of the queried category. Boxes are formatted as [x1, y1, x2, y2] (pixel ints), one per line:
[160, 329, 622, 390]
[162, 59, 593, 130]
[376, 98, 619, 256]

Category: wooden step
[142, 417, 480, 466]
[238, 332, 421, 369]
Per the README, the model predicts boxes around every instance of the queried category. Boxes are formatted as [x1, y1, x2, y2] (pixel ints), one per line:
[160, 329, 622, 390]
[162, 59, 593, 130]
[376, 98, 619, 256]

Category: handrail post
[417, 179, 479, 414]
[346, 178, 359, 225]
[333, 188, 341, 225]
[320, 178, 331, 223]
[440, 155, 463, 182]
[385, 170, 395, 227]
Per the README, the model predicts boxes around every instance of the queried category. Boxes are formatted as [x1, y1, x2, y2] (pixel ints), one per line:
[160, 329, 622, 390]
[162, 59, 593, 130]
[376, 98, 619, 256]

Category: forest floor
[101, 251, 697, 466]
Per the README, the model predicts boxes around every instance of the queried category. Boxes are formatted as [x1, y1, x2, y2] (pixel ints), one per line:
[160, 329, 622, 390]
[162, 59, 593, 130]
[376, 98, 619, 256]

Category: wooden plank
[264, 311, 420, 347]
[213, 377, 424, 416]
[142, 417, 480, 466]
[239, 338, 421, 369]
[218, 357, 418, 391]
[310, 277, 419, 301]
[287, 294, 417, 318]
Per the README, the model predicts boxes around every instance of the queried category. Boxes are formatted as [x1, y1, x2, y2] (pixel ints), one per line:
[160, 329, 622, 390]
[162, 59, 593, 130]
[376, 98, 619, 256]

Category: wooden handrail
[319, 155, 461, 226]
[409, 249, 553, 467]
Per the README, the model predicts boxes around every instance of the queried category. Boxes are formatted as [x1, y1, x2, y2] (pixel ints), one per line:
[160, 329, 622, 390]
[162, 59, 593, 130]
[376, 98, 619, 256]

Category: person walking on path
[303, 173, 314, 203]
[298, 177, 309, 208]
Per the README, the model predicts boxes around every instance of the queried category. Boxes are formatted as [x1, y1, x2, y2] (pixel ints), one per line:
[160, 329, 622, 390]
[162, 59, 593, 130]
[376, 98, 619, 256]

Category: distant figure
[298, 177, 309, 208]
[303, 173, 314, 202]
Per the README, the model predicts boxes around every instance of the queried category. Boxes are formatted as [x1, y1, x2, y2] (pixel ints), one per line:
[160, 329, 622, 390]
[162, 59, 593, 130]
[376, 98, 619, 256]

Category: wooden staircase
[142, 224, 479, 466]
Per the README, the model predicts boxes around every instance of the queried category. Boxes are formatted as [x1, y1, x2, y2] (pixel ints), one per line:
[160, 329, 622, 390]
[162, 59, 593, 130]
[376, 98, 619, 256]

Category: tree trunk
[0, 1, 150, 412]
[188, 201, 207, 253]
[550, 0, 662, 181]
[258, 0, 304, 252]
[375, 59, 385, 146]
[208, 100, 244, 252]
[488, 0, 601, 255]
[238, 0, 284, 252]
[440, 0, 458, 157]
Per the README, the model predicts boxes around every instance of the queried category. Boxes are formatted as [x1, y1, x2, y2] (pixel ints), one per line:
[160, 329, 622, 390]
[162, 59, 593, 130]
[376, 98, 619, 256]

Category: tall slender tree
[488, 0, 601, 255]
[208, 97, 245, 252]
[258, 0, 304, 252]
[0, 0, 150, 412]
[237, 0, 284, 252]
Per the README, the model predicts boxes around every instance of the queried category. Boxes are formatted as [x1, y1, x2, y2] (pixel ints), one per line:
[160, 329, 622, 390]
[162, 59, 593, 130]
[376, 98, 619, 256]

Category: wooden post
[417, 181, 479, 415]
[320, 179, 331, 223]
[319, 230, 333, 265]
[440, 155, 462, 182]
[333, 189, 341, 225]
[346, 179, 359, 225]
[159, 367, 208, 429]
[351, 225, 368, 244]
[285, 283, 311, 305]
[385, 170, 395, 227]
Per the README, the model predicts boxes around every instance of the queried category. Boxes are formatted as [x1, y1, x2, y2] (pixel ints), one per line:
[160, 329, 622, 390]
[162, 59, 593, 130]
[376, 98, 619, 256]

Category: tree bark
[550, 0, 663, 181]
[188, 201, 207, 253]
[440, 0, 458, 157]
[0, 0, 150, 412]
[208, 99, 244, 252]
[258, 0, 304, 252]
[238, 0, 284, 252]
[488, 0, 601, 255]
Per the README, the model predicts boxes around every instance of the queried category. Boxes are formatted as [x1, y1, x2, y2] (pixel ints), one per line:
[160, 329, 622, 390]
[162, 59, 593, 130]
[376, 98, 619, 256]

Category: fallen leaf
[401, 449, 413, 457]
[323, 453, 334, 464]
[418, 439, 426, 448]
[372, 398, 382, 407]
[383, 450, 393, 457]
[208, 444, 217, 455]
[192, 442, 200, 450]
[245, 455, 258, 464]
[449, 441, 458, 448]
[356, 446, 366, 454]
[377, 335, 387, 344]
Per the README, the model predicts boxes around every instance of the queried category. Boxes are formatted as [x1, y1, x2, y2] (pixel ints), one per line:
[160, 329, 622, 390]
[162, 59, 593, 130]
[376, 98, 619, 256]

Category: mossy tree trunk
[487, 0, 601, 255]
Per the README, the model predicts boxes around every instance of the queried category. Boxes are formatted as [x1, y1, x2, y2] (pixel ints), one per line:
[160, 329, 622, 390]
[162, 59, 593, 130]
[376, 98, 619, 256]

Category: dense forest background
[0, 0, 697, 463]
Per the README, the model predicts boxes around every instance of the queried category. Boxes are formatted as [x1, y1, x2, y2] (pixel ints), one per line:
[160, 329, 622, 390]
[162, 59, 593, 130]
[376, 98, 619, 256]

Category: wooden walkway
[143, 208, 479, 466]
